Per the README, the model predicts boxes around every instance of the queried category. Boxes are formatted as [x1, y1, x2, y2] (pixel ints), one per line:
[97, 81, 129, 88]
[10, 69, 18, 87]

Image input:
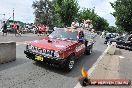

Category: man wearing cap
[84, 20, 93, 31]
[71, 20, 79, 28]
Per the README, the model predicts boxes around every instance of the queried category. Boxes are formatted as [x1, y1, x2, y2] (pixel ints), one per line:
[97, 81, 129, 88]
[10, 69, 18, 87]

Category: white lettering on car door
[76, 44, 85, 52]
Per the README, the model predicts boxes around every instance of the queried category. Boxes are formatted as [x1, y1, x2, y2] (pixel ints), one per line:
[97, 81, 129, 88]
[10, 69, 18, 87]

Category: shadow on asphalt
[0, 58, 30, 71]
[33, 49, 103, 78]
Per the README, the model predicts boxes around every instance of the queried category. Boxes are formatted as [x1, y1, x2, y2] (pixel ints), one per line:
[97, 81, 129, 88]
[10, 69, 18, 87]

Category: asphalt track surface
[0, 35, 107, 88]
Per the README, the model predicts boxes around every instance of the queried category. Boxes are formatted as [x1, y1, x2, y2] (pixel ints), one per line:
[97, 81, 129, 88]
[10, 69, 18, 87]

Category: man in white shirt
[71, 21, 79, 28]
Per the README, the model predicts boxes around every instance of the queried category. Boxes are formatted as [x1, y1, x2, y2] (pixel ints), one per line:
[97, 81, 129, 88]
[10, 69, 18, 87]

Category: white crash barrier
[107, 42, 117, 55]
[0, 41, 16, 64]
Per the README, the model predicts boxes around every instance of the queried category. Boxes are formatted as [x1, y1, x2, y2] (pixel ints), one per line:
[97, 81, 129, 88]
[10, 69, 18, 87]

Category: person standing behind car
[42, 25, 46, 35]
[12, 22, 21, 36]
[38, 24, 43, 36]
[45, 25, 49, 36]
[16, 22, 21, 36]
[12, 22, 17, 36]
[1, 21, 7, 36]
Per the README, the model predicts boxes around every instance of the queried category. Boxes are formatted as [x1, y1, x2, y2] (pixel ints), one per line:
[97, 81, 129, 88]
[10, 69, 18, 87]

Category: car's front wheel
[64, 54, 75, 72]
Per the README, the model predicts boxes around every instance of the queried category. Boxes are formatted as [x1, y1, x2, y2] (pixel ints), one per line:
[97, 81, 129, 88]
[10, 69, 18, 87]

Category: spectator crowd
[0, 21, 49, 36]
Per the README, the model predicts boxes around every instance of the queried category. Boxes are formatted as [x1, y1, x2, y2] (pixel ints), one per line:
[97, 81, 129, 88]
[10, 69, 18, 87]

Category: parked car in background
[116, 34, 132, 51]
[0, 30, 2, 33]
[104, 33, 116, 44]
[107, 33, 132, 51]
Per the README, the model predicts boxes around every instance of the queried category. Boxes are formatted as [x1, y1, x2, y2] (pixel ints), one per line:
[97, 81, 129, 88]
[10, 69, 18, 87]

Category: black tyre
[127, 46, 132, 51]
[129, 47, 132, 51]
[85, 46, 92, 55]
[104, 41, 107, 44]
[124, 46, 129, 50]
[116, 45, 120, 48]
[64, 54, 75, 72]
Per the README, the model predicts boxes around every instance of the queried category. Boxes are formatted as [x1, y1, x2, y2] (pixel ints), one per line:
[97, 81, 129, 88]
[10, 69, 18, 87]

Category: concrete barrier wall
[107, 42, 117, 55]
[0, 42, 16, 64]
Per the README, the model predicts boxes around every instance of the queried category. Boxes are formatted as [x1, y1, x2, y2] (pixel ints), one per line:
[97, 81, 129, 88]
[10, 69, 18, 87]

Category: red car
[24, 28, 95, 71]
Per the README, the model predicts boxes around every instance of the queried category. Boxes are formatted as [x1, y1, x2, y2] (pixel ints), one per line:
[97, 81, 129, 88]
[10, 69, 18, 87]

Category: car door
[75, 42, 85, 58]
[76, 31, 85, 57]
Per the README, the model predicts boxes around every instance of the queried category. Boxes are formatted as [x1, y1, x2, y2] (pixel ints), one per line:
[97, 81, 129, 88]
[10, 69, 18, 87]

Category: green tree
[107, 26, 117, 33]
[116, 27, 125, 33]
[78, 8, 98, 23]
[55, 0, 79, 26]
[32, 0, 54, 26]
[78, 8, 109, 31]
[94, 16, 109, 31]
[111, 0, 132, 32]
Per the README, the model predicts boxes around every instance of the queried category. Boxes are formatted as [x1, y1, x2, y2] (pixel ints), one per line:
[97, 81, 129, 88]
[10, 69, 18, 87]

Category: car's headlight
[47, 50, 51, 55]
[29, 45, 33, 50]
[26, 45, 33, 50]
[38, 48, 43, 53]
[54, 51, 59, 57]
[43, 49, 46, 53]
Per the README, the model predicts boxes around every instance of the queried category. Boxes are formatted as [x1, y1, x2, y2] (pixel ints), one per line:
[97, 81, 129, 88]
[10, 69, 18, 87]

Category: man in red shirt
[38, 24, 43, 36]
[12, 22, 17, 36]
[12, 22, 21, 36]
[45, 25, 49, 35]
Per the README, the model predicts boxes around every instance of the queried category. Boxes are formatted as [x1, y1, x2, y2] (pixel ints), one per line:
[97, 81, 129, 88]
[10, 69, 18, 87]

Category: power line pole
[13, 8, 14, 22]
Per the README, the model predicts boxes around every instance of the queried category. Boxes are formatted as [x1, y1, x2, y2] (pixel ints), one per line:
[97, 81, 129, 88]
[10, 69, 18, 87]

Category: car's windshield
[49, 29, 78, 40]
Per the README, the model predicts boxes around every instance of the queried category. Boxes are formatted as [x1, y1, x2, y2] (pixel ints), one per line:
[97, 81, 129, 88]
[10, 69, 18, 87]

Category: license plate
[35, 56, 43, 61]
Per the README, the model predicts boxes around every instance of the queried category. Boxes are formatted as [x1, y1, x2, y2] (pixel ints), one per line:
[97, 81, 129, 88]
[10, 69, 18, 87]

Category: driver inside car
[78, 31, 85, 43]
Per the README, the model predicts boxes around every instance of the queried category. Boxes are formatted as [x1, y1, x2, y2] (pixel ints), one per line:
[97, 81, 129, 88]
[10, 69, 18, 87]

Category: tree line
[32, 0, 132, 33]
[110, 0, 132, 33]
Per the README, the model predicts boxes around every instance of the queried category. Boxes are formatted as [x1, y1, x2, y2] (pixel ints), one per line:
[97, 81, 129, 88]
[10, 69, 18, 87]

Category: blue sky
[0, 0, 116, 26]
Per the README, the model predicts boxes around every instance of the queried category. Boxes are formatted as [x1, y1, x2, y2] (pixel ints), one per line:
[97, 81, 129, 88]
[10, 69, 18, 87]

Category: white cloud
[0, 0, 35, 23]
[0, 0, 116, 25]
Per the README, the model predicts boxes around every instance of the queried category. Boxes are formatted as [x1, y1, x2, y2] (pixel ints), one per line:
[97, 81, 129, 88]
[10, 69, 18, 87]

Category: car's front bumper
[24, 50, 66, 66]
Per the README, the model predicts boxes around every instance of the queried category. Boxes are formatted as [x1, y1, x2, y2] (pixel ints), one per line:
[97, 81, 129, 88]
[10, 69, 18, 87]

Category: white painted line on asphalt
[74, 46, 110, 88]
[119, 56, 125, 59]
[16, 41, 30, 46]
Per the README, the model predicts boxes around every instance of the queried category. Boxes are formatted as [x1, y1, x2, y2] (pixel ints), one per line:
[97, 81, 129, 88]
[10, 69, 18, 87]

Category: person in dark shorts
[38, 24, 43, 36]
[12, 22, 17, 36]
[1, 21, 7, 36]
[16, 23, 21, 36]
[12, 22, 21, 36]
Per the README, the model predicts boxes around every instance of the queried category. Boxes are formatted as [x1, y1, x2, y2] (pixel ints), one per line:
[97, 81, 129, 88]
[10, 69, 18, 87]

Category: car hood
[30, 37, 77, 51]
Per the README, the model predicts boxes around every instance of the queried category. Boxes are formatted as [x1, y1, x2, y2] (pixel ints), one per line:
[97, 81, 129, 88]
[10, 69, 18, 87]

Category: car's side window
[78, 31, 85, 43]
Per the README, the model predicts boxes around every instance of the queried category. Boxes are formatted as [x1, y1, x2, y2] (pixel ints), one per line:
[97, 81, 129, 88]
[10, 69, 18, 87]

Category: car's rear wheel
[85, 46, 93, 55]
[64, 54, 75, 72]
[129, 47, 132, 51]
[116, 45, 120, 48]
